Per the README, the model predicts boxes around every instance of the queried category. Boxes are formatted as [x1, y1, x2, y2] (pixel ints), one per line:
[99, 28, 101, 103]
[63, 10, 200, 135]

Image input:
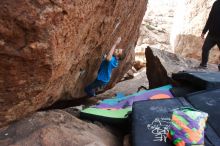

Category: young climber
[84, 37, 123, 97]
[199, 0, 220, 70]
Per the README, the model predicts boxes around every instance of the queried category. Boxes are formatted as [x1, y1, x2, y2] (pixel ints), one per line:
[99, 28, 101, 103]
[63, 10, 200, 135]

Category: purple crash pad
[95, 90, 173, 109]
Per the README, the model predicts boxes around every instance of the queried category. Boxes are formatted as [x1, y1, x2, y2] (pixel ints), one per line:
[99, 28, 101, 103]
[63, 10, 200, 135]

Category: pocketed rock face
[0, 110, 121, 146]
[171, 0, 219, 64]
[0, 0, 147, 127]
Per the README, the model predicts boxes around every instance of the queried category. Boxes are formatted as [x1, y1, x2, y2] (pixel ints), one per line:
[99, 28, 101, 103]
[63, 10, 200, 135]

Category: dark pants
[84, 79, 107, 97]
[201, 34, 220, 66]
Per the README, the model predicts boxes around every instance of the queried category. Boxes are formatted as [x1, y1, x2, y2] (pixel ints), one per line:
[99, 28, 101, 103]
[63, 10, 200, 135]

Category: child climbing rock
[84, 37, 123, 97]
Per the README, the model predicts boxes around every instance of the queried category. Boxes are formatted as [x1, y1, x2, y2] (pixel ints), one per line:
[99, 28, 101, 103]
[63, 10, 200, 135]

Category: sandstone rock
[0, 0, 147, 127]
[121, 67, 136, 81]
[0, 110, 121, 146]
[171, 0, 219, 64]
[133, 61, 145, 71]
[145, 47, 172, 89]
[97, 68, 148, 100]
[145, 46, 218, 89]
[123, 134, 131, 146]
[135, 0, 177, 57]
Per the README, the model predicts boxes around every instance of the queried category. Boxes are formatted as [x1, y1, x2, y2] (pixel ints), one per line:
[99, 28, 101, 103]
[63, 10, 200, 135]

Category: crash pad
[80, 107, 132, 125]
[186, 88, 220, 138]
[96, 85, 173, 109]
[100, 85, 172, 106]
[80, 85, 173, 124]
[132, 98, 219, 146]
[170, 86, 197, 97]
[172, 71, 220, 90]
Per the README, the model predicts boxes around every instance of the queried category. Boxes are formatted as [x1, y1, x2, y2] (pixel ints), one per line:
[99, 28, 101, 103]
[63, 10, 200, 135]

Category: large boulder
[171, 0, 219, 63]
[0, 0, 147, 127]
[0, 110, 121, 146]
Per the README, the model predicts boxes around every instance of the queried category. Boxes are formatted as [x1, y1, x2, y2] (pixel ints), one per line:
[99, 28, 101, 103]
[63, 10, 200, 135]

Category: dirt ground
[96, 68, 148, 100]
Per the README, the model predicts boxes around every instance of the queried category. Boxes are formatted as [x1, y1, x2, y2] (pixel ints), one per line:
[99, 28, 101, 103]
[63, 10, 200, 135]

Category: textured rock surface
[171, 0, 219, 63]
[97, 68, 148, 99]
[0, 110, 121, 146]
[136, 0, 177, 54]
[0, 0, 147, 127]
[46, 68, 148, 109]
[145, 46, 218, 89]
[145, 47, 172, 89]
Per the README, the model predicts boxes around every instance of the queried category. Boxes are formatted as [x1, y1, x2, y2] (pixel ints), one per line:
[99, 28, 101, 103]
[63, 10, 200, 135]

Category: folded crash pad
[132, 98, 219, 146]
[172, 71, 220, 90]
